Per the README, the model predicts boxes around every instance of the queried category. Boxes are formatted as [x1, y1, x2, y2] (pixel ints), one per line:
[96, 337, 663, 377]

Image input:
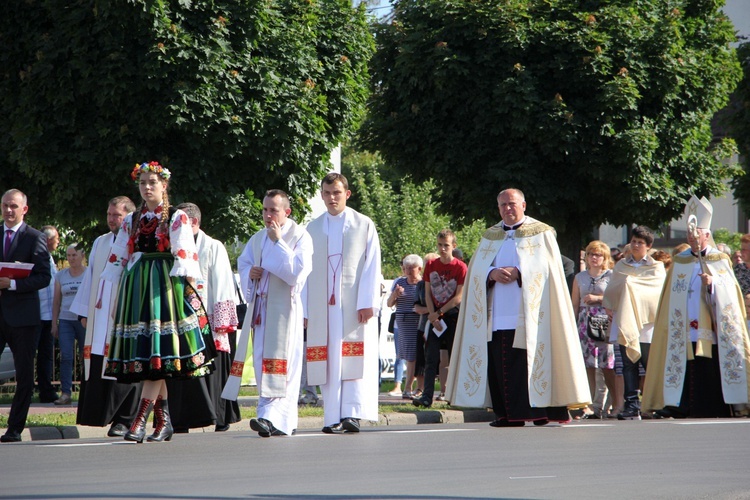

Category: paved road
[2, 418, 749, 499]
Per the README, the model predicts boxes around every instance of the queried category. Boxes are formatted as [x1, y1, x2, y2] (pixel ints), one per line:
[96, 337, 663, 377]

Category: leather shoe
[489, 418, 524, 428]
[250, 418, 274, 438]
[341, 417, 360, 433]
[322, 423, 344, 434]
[1, 431, 22, 443]
[533, 419, 549, 426]
[412, 396, 432, 408]
[214, 424, 230, 432]
[107, 423, 129, 437]
[39, 393, 59, 403]
[54, 393, 72, 406]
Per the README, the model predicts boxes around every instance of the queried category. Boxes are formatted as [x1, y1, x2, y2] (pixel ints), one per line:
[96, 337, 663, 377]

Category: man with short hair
[0, 189, 52, 442]
[603, 225, 666, 420]
[71, 196, 141, 436]
[412, 229, 466, 408]
[306, 173, 381, 434]
[176, 202, 241, 432]
[37, 225, 59, 403]
[643, 196, 750, 418]
[224, 190, 312, 437]
[447, 188, 590, 426]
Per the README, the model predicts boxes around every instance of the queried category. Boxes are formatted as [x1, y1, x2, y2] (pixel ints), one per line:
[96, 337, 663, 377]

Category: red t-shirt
[424, 257, 467, 310]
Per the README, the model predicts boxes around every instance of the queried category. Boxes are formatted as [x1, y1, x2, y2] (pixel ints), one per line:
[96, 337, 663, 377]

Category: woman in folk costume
[100, 162, 216, 442]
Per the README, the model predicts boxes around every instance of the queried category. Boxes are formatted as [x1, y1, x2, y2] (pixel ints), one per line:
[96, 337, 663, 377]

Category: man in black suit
[0, 189, 51, 443]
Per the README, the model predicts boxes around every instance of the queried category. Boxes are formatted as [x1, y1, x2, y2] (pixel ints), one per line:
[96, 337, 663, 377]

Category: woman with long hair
[100, 162, 215, 442]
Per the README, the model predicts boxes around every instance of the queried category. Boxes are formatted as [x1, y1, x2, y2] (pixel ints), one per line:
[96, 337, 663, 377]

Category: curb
[10, 409, 495, 442]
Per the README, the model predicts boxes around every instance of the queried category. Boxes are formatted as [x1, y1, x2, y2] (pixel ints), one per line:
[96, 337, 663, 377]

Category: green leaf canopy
[0, 0, 373, 241]
[361, 0, 741, 250]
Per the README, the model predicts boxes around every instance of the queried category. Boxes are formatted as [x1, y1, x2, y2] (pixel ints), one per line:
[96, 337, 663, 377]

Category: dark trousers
[36, 319, 56, 399]
[669, 343, 730, 418]
[0, 314, 40, 433]
[487, 330, 569, 422]
[620, 343, 649, 409]
[422, 313, 458, 402]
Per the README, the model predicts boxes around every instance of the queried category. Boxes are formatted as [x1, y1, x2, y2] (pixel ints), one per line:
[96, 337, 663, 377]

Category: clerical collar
[502, 218, 525, 231]
[690, 249, 708, 257]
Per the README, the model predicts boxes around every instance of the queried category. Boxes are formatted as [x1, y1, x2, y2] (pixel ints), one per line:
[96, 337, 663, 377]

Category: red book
[0, 262, 34, 279]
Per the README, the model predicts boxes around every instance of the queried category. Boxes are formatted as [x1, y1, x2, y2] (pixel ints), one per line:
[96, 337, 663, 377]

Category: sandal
[412, 389, 423, 399]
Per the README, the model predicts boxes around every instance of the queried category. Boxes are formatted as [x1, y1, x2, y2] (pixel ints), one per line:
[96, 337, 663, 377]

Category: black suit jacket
[0, 222, 51, 327]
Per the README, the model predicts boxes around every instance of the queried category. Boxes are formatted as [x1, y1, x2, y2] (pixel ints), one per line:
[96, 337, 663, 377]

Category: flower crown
[130, 161, 171, 183]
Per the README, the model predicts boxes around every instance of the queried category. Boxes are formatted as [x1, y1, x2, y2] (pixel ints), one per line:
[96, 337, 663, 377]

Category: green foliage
[712, 227, 742, 252]
[729, 42, 750, 214]
[361, 0, 741, 254]
[343, 149, 486, 277]
[0, 0, 374, 245]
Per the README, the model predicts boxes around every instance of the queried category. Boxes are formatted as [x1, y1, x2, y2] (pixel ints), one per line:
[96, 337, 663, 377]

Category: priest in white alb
[306, 173, 381, 434]
[175, 202, 240, 432]
[643, 195, 750, 418]
[70, 196, 142, 437]
[446, 188, 590, 426]
[223, 189, 312, 437]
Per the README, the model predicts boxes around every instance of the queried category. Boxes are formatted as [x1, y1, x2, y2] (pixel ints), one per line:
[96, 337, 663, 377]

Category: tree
[343, 149, 486, 277]
[0, 0, 373, 243]
[729, 41, 750, 214]
[360, 0, 741, 254]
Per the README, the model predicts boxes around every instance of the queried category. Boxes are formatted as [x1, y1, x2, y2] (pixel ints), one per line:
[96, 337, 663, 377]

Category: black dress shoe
[412, 396, 432, 408]
[107, 423, 129, 437]
[214, 424, 230, 432]
[322, 423, 344, 434]
[39, 393, 59, 404]
[533, 419, 549, 426]
[341, 417, 360, 433]
[250, 418, 273, 437]
[489, 418, 524, 428]
[1, 431, 22, 443]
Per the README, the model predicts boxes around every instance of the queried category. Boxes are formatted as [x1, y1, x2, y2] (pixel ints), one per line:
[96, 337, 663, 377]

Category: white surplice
[70, 232, 117, 379]
[237, 221, 312, 435]
[307, 208, 381, 426]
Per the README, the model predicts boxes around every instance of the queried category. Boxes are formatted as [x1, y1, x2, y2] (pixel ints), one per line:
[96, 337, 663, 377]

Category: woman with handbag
[571, 240, 616, 419]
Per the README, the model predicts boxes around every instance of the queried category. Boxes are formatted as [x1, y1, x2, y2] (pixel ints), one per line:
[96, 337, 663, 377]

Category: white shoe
[435, 393, 446, 402]
[387, 390, 403, 397]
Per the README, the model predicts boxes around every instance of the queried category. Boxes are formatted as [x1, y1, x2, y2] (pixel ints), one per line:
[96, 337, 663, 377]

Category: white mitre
[684, 195, 713, 230]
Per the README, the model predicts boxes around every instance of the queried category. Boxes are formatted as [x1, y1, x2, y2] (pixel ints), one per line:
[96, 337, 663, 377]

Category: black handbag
[387, 312, 396, 333]
[235, 277, 248, 329]
[586, 311, 610, 342]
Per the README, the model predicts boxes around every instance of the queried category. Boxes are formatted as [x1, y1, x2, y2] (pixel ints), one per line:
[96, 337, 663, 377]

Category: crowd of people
[389, 191, 750, 424]
[1, 173, 750, 443]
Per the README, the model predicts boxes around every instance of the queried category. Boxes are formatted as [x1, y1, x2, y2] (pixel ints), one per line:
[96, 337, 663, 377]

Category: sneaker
[387, 390, 403, 397]
[402, 391, 413, 400]
[617, 407, 641, 420]
[298, 393, 318, 405]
